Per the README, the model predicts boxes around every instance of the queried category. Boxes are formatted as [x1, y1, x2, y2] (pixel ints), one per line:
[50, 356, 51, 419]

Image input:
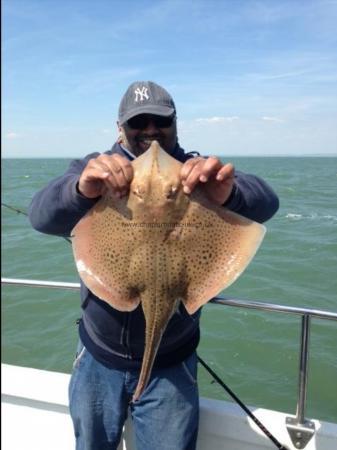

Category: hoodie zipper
[120, 313, 132, 359]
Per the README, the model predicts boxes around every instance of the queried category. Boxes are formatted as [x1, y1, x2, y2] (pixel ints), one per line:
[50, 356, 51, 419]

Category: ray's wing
[175, 189, 266, 314]
[71, 194, 141, 311]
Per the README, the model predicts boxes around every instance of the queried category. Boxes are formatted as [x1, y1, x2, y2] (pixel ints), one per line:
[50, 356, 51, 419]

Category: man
[29, 81, 279, 450]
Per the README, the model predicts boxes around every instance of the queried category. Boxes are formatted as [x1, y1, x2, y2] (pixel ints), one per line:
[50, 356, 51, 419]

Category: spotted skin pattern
[72, 141, 266, 401]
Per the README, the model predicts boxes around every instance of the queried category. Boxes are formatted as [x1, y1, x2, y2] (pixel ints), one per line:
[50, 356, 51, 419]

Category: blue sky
[3, 0, 337, 157]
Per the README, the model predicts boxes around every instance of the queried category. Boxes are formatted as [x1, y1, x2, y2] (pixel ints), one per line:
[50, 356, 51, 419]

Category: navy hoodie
[29, 142, 279, 370]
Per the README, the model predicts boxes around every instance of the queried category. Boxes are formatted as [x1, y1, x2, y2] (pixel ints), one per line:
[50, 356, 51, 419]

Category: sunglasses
[126, 114, 175, 130]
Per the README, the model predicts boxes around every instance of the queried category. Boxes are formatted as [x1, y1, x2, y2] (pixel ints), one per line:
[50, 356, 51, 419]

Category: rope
[197, 355, 289, 450]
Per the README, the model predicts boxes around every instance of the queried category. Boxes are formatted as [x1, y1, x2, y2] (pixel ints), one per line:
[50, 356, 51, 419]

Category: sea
[2, 156, 337, 424]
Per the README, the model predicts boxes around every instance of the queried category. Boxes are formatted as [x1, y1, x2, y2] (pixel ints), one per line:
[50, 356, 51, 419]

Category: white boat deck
[2, 364, 337, 450]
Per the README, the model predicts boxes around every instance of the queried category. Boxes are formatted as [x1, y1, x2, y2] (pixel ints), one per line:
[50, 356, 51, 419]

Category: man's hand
[180, 156, 235, 205]
[78, 154, 133, 199]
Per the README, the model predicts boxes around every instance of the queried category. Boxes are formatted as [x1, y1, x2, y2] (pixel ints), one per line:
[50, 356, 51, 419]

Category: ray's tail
[132, 293, 177, 402]
[132, 316, 165, 402]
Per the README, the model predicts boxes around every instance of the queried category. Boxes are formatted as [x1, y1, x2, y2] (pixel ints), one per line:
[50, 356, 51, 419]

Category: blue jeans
[68, 344, 199, 450]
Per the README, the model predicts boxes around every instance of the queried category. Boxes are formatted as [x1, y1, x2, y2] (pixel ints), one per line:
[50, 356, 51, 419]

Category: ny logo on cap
[134, 86, 149, 102]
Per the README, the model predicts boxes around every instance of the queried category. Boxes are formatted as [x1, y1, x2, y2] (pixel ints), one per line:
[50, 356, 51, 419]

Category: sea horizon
[2, 153, 337, 160]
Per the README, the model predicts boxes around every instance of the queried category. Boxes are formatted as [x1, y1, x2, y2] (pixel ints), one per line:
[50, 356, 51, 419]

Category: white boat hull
[2, 364, 336, 450]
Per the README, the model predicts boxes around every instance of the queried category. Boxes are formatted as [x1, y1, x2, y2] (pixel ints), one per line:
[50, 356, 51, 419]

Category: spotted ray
[71, 141, 266, 401]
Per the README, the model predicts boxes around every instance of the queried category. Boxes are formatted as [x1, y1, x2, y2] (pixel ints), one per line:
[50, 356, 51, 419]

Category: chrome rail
[211, 296, 337, 321]
[3, 277, 337, 449]
[2, 278, 80, 290]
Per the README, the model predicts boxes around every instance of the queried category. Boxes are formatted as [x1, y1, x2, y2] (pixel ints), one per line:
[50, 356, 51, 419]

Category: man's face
[118, 114, 177, 157]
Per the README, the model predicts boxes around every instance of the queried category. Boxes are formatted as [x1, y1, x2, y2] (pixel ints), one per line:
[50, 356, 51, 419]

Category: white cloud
[196, 116, 239, 123]
[262, 116, 284, 123]
[6, 132, 20, 139]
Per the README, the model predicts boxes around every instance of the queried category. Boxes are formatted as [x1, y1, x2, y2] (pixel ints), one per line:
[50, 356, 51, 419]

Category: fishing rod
[197, 355, 289, 449]
[2, 202, 71, 243]
[3, 200, 288, 448]
[1, 202, 26, 215]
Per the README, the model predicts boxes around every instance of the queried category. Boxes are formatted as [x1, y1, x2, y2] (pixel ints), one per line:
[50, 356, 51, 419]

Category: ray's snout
[128, 141, 186, 222]
[132, 140, 183, 181]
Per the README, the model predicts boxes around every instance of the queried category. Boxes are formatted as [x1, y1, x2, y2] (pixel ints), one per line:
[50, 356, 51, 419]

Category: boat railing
[2, 277, 337, 449]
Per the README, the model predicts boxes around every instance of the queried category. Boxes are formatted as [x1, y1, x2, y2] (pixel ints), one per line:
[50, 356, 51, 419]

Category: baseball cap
[118, 81, 176, 125]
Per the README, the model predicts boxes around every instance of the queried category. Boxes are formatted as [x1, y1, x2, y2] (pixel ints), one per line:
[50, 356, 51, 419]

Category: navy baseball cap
[118, 81, 176, 125]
